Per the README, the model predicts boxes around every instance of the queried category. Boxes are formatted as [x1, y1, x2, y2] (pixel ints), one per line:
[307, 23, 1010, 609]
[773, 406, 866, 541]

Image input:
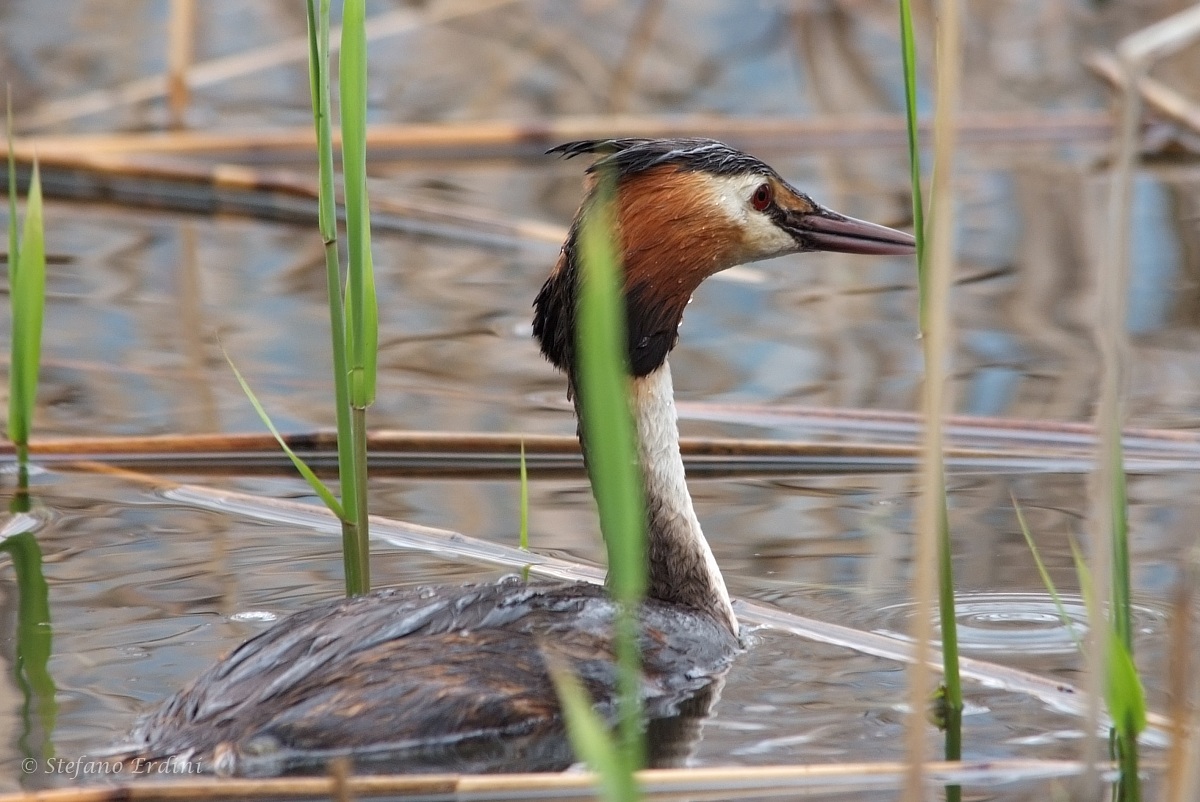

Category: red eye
[751, 183, 772, 211]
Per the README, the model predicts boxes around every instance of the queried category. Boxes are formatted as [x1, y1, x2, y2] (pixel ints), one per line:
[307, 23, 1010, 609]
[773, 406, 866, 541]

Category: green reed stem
[1071, 538, 1144, 802]
[1108, 434, 1132, 652]
[1018, 493, 1146, 797]
[898, 0, 927, 323]
[305, 0, 359, 590]
[350, 406, 371, 586]
[519, 440, 531, 582]
[573, 171, 646, 797]
[1107, 435, 1136, 802]
[899, 2, 962, 796]
[6, 94, 45, 475]
[339, 0, 379, 413]
[1110, 451, 1138, 802]
[340, 0, 377, 590]
[302, 0, 377, 595]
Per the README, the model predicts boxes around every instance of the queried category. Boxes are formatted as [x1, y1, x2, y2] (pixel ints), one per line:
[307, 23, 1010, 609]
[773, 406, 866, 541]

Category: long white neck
[625, 362, 737, 635]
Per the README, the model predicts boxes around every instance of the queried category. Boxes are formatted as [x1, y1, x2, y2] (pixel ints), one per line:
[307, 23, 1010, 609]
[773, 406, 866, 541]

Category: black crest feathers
[547, 137, 777, 181]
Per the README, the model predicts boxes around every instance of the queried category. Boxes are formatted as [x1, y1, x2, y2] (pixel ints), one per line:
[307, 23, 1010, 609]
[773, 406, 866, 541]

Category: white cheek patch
[696, 173, 796, 261]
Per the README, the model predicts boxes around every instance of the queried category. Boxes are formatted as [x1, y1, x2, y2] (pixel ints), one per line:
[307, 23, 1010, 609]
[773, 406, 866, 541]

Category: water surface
[2, 1, 1198, 797]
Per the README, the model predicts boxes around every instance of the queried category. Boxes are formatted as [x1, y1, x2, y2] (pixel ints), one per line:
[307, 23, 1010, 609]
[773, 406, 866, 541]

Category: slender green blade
[519, 440, 531, 581]
[1104, 432, 1139, 801]
[898, 0, 927, 319]
[1012, 494, 1084, 653]
[306, 0, 338, 257]
[575, 173, 646, 773]
[8, 159, 45, 455]
[576, 180, 646, 603]
[304, 0, 322, 148]
[1107, 434, 1133, 652]
[519, 440, 529, 551]
[14, 163, 44, 440]
[1106, 630, 1146, 737]
[339, 0, 378, 409]
[1068, 538, 1146, 739]
[546, 654, 637, 802]
[224, 348, 345, 520]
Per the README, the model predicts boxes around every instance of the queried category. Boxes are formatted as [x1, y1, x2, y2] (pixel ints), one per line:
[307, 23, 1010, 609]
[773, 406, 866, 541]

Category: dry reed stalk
[166, 0, 198, 129]
[0, 759, 1111, 802]
[0, 429, 1033, 457]
[1087, 51, 1200, 136]
[16, 112, 1114, 160]
[677, 402, 1200, 455]
[1164, 549, 1197, 802]
[3, 148, 565, 247]
[4, 420, 1200, 480]
[6, 148, 318, 192]
[903, 0, 961, 798]
[17, 0, 520, 132]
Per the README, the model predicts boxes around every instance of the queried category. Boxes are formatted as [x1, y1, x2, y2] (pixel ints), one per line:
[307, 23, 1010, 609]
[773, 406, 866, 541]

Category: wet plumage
[129, 579, 736, 775]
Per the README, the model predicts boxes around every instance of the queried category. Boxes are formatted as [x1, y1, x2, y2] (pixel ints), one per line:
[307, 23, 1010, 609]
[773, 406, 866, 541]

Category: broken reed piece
[1086, 50, 1200, 137]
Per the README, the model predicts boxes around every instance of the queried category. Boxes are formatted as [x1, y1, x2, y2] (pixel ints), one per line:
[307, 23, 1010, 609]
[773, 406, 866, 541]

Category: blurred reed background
[1, 1, 1200, 799]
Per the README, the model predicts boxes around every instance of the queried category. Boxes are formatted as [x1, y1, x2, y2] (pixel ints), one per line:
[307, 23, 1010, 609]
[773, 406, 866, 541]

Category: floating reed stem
[0, 759, 1118, 802]
[2, 149, 565, 249]
[2, 429, 1185, 479]
[15, 112, 1114, 160]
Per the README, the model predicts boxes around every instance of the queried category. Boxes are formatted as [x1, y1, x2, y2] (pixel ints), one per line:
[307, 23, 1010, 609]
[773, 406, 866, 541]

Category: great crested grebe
[125, 138, 915, 776]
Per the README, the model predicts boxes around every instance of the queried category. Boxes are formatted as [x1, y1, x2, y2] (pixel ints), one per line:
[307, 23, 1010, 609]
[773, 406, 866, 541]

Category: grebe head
[534, 137, 916, 377]
[534, 138, 915, 636]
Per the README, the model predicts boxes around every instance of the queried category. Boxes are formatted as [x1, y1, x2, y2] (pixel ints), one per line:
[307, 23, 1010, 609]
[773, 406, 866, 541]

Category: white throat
[630, 362, 737, 635]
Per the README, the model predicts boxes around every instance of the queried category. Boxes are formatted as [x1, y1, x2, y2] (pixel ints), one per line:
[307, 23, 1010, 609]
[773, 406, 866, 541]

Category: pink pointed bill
[794, 212, 916, 256]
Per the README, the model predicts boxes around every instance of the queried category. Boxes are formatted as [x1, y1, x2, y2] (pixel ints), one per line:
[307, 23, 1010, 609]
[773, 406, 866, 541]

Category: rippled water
[874, 592, 1169, 657]
[2, 0, 1199, 797]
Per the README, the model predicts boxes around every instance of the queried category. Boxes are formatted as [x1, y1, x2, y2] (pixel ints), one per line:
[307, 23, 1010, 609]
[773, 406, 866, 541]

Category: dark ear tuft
[549, 138, 776, 181]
